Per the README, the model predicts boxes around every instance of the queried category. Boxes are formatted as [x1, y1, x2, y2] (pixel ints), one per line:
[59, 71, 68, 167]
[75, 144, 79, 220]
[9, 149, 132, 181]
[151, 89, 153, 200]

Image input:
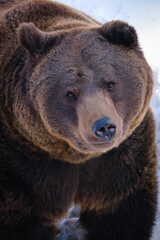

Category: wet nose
[91, 117, 117, 140]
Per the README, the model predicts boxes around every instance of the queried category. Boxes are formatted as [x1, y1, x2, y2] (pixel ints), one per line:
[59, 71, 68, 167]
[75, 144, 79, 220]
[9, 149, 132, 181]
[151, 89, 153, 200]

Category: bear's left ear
[17, 23, 61, 56]
[102, 20, 138, 48]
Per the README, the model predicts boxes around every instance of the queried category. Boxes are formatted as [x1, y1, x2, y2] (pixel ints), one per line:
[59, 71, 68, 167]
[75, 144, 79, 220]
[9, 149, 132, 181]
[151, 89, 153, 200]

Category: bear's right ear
[17, 23, 61, 56]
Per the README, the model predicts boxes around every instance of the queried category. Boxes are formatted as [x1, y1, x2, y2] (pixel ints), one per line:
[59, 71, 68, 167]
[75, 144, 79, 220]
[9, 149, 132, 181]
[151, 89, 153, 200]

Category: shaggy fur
[0, 0, 158, 240]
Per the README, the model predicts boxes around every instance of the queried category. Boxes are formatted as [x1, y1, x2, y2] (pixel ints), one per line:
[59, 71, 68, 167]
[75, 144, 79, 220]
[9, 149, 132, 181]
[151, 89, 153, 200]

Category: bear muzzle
[76, 93, 124, 152]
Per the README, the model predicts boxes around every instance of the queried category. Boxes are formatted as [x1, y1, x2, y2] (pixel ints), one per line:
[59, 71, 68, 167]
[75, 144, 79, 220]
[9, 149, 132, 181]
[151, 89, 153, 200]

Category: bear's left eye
[106, 81, 116, 91]
[66, 91, 77, 101]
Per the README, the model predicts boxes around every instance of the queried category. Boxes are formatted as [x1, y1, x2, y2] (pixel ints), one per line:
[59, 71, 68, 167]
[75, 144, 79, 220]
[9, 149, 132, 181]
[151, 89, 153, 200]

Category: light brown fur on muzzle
[77, 91, 123, 151]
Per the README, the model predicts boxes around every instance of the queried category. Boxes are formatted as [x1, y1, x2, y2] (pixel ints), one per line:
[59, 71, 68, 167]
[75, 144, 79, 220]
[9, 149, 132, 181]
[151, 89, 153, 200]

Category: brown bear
[0, 0, 158, 240]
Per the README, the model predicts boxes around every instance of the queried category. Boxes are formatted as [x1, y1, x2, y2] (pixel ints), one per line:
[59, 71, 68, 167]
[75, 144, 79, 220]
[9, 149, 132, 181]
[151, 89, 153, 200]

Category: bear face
[13, 21, 153, 163]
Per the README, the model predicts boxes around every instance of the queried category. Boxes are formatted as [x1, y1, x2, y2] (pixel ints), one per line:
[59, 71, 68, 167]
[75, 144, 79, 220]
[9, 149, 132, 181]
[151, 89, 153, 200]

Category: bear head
[14, 21, 153, 163]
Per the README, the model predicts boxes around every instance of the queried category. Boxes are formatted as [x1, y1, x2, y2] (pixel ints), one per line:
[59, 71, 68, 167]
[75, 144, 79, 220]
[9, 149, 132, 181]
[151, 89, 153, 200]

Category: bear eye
[106, 81, 116, 91]
[66, 91, 77, 101]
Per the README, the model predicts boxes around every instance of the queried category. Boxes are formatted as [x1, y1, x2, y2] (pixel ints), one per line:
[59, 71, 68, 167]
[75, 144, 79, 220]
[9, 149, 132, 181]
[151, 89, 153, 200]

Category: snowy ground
[53, 0, 160, 239]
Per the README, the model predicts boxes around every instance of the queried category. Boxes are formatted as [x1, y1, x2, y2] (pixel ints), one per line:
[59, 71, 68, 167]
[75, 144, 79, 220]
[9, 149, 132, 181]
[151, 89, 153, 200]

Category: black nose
[91, 117, 116, 140]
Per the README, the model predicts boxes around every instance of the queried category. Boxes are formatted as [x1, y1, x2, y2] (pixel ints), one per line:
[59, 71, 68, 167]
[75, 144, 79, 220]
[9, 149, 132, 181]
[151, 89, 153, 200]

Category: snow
[53, 0, 160, 239]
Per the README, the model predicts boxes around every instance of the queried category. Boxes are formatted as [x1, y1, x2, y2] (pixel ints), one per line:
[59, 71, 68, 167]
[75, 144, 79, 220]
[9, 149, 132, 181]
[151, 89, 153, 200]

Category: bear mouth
[76, 129, 123, 153]
[90, 140, 115, 151]
[76, 133, 117, 153]
[92, 139, 113, 144]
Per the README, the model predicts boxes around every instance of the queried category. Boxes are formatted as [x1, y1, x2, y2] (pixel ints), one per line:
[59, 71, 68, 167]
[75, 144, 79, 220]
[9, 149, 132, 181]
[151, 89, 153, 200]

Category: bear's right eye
[66, 91, 77, 101]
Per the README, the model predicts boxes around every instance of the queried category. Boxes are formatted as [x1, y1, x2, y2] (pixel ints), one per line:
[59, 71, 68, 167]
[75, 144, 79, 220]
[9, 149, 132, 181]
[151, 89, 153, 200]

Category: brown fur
[0, 1, 158, 240]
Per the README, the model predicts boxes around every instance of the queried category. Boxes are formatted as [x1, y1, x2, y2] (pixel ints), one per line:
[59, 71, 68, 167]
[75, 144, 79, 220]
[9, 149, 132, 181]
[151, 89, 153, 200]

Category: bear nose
[91, 117, 117, 140]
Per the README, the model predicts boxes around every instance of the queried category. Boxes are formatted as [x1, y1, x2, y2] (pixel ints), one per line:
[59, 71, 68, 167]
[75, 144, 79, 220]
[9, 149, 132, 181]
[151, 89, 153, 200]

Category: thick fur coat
[0, 0, 158, 240]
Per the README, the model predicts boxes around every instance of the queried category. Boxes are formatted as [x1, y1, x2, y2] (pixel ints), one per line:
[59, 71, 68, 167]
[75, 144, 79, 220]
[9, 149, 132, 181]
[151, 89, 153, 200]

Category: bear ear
[17, 23, 60, 56]
[102, 20, 138, 48]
